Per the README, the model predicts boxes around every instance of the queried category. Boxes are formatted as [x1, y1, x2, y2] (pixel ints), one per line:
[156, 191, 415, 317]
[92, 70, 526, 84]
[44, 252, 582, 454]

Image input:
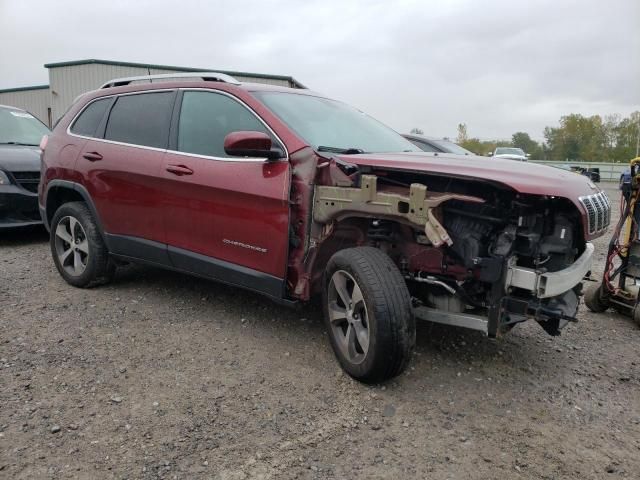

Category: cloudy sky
[1, 0, 638, 140]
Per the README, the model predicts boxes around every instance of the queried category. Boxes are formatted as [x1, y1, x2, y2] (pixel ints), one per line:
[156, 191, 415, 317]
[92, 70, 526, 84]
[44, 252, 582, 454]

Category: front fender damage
[286, 155, 592, 339]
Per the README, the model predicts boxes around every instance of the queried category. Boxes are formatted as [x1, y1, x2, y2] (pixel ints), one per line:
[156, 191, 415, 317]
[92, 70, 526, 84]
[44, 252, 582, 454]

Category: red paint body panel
[77, 139, 167, 243]
[339, 152, 597, 198]
[223, 130, 272, 152]
[39, 134, 85, 194]
[161, 153, 290, 278]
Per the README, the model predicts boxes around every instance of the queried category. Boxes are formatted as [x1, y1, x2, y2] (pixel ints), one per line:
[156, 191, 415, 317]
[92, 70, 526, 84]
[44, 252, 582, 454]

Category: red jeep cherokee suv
[40, 72, 609, 382]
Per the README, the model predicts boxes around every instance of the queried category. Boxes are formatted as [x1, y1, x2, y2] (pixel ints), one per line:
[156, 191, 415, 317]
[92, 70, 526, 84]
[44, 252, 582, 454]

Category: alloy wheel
[54, 216, 89, 276]
[327, 270, 370, 364]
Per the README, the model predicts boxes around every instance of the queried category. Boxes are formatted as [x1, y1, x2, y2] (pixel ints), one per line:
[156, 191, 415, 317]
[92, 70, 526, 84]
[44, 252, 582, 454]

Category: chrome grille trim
[579, 191, 611, 235]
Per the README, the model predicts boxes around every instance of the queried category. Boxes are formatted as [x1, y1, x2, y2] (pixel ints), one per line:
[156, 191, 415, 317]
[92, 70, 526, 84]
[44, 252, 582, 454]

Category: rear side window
[105, 92, 174, 148]
[70, 98, 111, 137]
[177, 91, 270, 158]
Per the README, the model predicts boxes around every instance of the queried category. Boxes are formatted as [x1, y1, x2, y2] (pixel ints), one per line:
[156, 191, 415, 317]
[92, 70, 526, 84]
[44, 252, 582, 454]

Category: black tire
[584, 282, 609, 313]
[50, 202, 115, 288]
[323, 247, 415, 383]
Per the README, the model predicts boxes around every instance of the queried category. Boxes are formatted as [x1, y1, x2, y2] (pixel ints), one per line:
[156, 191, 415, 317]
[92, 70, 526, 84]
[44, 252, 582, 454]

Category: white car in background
[491, 147, 529, 161]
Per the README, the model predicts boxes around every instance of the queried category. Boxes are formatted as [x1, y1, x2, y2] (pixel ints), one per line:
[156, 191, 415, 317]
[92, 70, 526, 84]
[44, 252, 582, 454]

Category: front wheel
[323, 247, 415, 383]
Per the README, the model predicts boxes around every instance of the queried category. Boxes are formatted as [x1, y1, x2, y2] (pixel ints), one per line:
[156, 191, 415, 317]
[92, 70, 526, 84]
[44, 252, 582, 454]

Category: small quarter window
[70, 98, 111, 138]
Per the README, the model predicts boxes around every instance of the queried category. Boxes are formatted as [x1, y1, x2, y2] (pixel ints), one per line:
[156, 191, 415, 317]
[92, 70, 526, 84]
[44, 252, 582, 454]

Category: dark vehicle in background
[0, 105, 49, 228]
[570, 166, 600, 183]
[403, 134, 474, 155]
[587, 168, 601, 182]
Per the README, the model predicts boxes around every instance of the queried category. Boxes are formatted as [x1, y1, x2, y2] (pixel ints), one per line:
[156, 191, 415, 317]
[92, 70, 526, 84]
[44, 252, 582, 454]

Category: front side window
[254, 92, 420, 154]
[70, 98, 111, 138]
[178, 91, 270, 158]
[105, 92, 174, 148]
[0, 108, 50, 145]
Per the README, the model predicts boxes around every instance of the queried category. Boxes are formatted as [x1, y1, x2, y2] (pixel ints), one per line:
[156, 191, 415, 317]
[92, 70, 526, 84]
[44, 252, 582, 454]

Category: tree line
[412, 111, 640, 162]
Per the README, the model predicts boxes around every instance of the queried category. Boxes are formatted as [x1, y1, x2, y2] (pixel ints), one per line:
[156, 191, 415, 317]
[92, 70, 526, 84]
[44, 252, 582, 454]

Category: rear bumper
[505, 243, 594, 298]
[0, 185, 42, 229]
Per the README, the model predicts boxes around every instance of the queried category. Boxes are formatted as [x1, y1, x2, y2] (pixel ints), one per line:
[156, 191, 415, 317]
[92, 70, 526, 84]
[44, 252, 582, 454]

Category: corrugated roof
[0, 84, 49, 94]
[44, 59, 306, 88]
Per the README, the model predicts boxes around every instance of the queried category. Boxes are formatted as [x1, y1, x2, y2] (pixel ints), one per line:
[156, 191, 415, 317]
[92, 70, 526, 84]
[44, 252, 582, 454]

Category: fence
[530, 160, 627, 182]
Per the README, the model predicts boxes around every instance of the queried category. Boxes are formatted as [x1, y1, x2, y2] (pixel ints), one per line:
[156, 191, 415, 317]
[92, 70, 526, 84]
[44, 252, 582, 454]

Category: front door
[162, 90, 290, 295]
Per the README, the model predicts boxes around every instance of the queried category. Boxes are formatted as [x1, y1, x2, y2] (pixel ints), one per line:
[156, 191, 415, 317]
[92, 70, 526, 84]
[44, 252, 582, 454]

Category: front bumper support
[505, 242, 594, 298]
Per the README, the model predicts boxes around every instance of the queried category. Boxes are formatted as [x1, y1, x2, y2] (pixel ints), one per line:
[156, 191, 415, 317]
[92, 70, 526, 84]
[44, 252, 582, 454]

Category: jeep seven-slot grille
[579, 191, 611, 235]
[11, 171, 40, 193]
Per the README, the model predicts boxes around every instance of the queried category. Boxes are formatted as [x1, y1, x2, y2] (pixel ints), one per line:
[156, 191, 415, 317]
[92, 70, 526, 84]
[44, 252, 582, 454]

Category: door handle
[82, 152, 103, 161]
[166, 164, 194, 176]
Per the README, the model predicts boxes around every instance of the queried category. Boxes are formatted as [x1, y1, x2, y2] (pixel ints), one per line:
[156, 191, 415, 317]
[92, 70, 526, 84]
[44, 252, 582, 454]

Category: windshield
[0, 108, 49, 145]
[431, 139, 475, 155]
[254, 92, 420, 154]
[495, 147, 525, 156]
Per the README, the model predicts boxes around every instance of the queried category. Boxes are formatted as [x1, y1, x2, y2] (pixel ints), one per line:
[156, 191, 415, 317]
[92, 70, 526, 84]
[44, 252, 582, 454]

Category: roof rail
[100, 72, 241, 89]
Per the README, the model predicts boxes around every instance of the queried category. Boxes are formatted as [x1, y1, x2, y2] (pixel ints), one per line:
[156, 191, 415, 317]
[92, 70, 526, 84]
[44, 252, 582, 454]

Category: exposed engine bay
[297, 157, 594, 337]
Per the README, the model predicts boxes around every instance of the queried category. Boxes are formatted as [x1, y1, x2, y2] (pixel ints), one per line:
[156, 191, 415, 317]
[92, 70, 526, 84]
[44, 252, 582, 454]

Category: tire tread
[324, 247, 415, 382]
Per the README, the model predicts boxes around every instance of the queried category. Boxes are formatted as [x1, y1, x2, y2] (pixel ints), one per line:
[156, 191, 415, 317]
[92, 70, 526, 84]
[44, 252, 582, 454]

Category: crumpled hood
[0, 145, 41, 172]
[337, 151, 600, 200]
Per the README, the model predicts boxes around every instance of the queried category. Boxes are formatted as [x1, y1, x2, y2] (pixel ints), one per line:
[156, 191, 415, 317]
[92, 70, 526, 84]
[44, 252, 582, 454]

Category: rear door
[161, 89, 290, 294]
[75, 90, 176, 263]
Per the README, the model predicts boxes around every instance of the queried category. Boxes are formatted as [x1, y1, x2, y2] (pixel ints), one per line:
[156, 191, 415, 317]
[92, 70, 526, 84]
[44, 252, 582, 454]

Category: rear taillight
[40, 135, 48, 151]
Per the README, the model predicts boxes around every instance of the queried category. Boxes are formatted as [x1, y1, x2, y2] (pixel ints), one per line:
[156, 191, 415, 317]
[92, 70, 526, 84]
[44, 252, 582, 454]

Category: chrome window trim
[66, 87, 289, 163]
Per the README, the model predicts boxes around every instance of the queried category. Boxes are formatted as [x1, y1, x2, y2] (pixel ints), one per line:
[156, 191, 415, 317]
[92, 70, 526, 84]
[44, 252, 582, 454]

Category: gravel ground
[1, 182, 638, 479]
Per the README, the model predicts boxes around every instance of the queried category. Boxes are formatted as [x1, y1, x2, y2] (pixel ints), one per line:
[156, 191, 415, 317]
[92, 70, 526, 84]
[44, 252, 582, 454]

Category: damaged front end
[293, 156, 604, 337]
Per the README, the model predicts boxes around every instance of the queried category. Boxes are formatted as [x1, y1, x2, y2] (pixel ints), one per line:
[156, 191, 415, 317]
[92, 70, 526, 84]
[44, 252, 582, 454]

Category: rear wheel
[50, 202, 115, 288]
[584, 282, 609, 313]
[323, 247, 415, 383]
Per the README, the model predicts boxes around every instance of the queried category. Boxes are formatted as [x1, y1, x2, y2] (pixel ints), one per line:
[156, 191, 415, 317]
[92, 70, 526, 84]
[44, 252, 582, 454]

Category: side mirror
[224, 131, 282, 160]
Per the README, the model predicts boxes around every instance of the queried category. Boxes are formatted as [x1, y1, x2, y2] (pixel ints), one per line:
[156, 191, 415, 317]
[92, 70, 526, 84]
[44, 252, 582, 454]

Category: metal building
[0, 85, 50, 124]
[0, 59, 306, 127]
